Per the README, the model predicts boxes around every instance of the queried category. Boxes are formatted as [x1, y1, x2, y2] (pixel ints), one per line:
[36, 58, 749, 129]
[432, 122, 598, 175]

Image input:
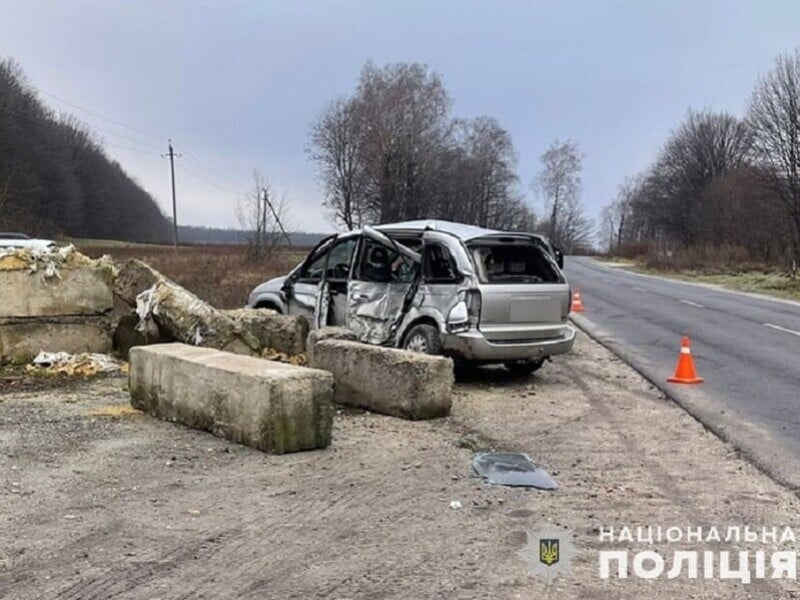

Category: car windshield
[468, 242, 560, 284]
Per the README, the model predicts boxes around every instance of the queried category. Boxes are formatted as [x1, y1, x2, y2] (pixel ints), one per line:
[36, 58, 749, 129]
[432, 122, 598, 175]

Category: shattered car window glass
[299, 249, 329, 282]
[324, 238, 357, 280]
[424, 244, 460, 283]
[472, 452, 558, 489]
[468, 243, 559, 284]
[357, 239, 418, 283]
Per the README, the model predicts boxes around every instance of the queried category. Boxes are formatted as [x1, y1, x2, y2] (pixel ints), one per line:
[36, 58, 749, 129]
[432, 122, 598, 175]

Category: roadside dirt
[2, 332, 799, 598]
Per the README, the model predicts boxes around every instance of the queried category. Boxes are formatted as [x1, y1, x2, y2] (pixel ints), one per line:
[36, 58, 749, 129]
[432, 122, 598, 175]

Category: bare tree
[308, 98, 369, 230]
[597, 204, 617, 252]
[748, 48, 800, 260]
[534, 140, 590, 250]
[307, 61, 534, 232]
[535, 140, 582, 244]
[235, 170, 290, 261]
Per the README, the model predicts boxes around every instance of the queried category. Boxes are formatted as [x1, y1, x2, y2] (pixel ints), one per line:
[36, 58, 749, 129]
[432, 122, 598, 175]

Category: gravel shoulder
[2, 332, 799, 598]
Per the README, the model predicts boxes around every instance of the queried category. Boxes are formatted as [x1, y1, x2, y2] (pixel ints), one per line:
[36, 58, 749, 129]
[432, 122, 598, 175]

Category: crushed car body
[248, 220, 575, 372]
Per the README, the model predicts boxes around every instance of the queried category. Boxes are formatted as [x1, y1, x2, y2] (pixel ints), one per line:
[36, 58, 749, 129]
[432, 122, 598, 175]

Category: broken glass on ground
[472, 452, 558, 490]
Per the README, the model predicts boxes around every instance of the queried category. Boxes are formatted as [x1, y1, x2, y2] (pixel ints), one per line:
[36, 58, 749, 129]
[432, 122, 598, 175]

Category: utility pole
[162, 139, 181, 248]
[261, 187, 292, 247]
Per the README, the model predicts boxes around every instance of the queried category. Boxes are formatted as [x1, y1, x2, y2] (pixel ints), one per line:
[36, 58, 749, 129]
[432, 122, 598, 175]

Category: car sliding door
[345, 227, 420, 345]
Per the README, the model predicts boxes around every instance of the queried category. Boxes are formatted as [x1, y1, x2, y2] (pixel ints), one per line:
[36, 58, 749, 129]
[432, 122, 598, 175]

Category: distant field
[75, 242, 308, 309]
[68, 238, 175, 249]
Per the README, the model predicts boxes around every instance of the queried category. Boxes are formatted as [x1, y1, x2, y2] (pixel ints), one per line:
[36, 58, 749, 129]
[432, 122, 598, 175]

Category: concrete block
[224, 308, 309, 355]
[306, 327, 358, 365]
[0, 265, 113, 318]
[113, 313, 172, 360]
[129, 343, 334, 454]
[113, 259, 164, 307]
[308, 339, 453, 420]
[0, 317, 112, 364]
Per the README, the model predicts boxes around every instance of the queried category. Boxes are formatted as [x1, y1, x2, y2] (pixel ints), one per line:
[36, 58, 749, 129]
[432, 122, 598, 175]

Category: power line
[104, 142, 162, 156]
[1, 106, 163, 154]
[33, 86, 162, 142]
[17, 85, 248, 192]
[180, 150, 245, 186]
[177, 161, 245, 195]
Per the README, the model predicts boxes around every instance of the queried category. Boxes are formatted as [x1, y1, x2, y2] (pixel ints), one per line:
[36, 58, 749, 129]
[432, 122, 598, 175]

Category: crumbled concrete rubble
[135, 281, 262, 356]
[223, 308, 309, 355]
[0, 246, 115, 363]
[129, 343, 334, 454]
[113, 259, 308, 361]
[28, 351, 127, 376]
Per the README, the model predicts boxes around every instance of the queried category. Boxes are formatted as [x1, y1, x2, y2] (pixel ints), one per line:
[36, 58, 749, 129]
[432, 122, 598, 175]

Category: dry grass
[604, 242, 800, 301]
[76, 242, 309, 309]
[636, 268, 800, 302]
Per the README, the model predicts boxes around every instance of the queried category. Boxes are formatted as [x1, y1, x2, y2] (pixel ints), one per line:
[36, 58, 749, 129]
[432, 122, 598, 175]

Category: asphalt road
[565, 256, 800, 489]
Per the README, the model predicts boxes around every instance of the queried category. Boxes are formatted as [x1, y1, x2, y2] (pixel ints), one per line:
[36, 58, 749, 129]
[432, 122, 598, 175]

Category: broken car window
[298, 248, 330, 283]
[468, 242, 560, 284]
[357, 239, 418, 283]
[324, 238, 357, 281]
[423, 243, 460, 284]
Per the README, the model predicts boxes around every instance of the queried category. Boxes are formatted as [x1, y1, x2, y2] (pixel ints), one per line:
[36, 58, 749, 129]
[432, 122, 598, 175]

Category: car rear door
[345, 227, 421, 345]
[466, 234, 570, 343]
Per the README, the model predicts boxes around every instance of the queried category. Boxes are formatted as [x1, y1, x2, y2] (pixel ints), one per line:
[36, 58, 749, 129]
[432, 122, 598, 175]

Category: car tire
[402, 324, 442, 355]
[256, 302, 282, 314]
[504, 358, 546, 376]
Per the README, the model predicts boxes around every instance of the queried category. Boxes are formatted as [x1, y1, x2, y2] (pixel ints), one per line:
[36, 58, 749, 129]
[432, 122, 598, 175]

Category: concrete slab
[224, 308, 309, 355]
[0, 317, 112, 363]
[129, 343, 334, 454]
[305, 326, 357, 365]
[0, 266, 113, 318]
[308, 339, 453, 420]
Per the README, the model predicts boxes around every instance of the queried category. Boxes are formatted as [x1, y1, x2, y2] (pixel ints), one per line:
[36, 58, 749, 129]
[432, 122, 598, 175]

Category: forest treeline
[600, 48, 800, 270]
[0, 59, 171, 242]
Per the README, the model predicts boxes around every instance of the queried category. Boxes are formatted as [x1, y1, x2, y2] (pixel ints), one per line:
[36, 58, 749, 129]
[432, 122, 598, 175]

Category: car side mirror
[553, 246, 564, 269]
[281, 279, 294, 299]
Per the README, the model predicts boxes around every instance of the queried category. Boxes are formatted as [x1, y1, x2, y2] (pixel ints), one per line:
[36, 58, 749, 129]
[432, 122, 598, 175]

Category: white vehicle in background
[0, 233, 56, 251]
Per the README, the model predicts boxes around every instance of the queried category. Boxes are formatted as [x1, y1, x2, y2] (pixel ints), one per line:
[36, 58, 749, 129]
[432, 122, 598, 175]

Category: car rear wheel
[402, 324, 442, 355]
[504, 358, 545, 376]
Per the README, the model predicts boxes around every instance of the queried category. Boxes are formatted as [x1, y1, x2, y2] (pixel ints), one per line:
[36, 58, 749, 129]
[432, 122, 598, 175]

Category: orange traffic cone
[571, 288, 585, 313]
[667, 336, 704, 384]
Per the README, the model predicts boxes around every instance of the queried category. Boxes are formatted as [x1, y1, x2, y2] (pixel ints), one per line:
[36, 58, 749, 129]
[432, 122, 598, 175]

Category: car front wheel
[402, 324, 442, 355]
[504, 358, 546, 376]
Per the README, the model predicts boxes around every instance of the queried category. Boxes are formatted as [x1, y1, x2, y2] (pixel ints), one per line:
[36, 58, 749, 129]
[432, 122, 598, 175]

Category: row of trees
[0, 59, 171, 242]
[309, 61, 595, 252]
[600, 49, 800, 266]
[308, 63, 534, 233]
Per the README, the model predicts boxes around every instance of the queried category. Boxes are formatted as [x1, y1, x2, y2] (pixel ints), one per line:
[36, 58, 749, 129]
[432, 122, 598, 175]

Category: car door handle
[353, 293, 369, 301]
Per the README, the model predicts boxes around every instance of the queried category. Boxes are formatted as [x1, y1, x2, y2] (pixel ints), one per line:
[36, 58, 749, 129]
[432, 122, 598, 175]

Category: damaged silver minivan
[247, 220, 575, 374]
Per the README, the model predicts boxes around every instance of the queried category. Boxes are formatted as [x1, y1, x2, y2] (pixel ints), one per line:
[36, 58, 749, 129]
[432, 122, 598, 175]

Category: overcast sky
[2, 0, 799, 233]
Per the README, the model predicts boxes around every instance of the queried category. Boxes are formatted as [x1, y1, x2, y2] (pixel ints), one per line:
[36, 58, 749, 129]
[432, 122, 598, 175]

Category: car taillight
[466, 289, 481, 326]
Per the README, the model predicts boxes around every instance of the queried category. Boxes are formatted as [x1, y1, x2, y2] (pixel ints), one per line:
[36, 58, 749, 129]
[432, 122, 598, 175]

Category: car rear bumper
[440, 325, 576, 362]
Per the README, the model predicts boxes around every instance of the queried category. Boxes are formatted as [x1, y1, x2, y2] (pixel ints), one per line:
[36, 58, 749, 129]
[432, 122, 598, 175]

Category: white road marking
[764, 323, 800, 337]
[633, 286, 648, 293]
[679, 299, 705, 308]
